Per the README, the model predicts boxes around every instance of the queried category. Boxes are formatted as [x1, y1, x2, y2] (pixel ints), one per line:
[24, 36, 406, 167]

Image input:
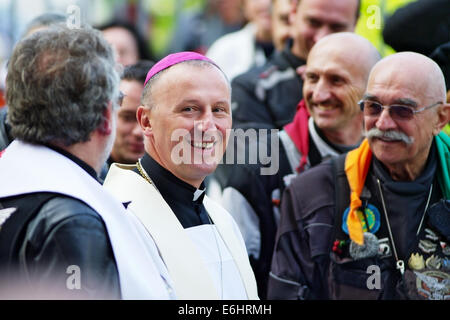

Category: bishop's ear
[137, 105, 153, 137]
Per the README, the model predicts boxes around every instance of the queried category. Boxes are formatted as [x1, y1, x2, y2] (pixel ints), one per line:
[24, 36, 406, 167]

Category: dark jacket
[0, 107, 12, 151]
[214, 134, 292, 299]
[231, 45, 306, 130]
[383, 0, 450, 56]
[215, 121, 351, 299]
[0, 193, 121, 299]
[430, 41, 450, 91]
[269, 149, 447, 300]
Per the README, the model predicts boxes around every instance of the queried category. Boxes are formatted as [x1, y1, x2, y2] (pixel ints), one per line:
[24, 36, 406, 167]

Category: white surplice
[0, 140, 175, 299]
[104, 163, 259, 300]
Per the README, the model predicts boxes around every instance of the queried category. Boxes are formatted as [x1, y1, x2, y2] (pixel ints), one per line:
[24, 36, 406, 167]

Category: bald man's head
[363, 52, 450, 179]
[309, 32, 380, 84]
[302, 32, 380, 138]
[368, 52, 447, 104]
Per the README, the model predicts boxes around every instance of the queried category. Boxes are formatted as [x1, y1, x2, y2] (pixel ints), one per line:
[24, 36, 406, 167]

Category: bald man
[269, 52, 450, 300]
[218, 32, 380, 298]
[231, 0, 361, 130]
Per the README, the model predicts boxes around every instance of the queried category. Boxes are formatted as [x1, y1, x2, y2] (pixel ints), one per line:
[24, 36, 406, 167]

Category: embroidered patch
[342, 204, 381, 235]
[419, 239, 438, 254]
[409, 253, 425, 271]
[414, 270, 450, 300]
[378, 237, 392, 258]
[425, 255, 442, 270]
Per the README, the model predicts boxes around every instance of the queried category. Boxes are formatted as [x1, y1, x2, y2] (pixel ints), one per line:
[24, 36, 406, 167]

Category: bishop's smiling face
[141, 63, 232, 188]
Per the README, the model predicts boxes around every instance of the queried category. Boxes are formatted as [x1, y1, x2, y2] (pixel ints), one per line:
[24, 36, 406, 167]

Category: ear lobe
[137, 105, 152, 137]
[433, 103, 450, 135]
[98, 102, 114, 135]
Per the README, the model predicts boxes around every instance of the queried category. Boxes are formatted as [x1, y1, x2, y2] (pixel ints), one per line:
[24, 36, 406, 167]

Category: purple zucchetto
[144, 51, 216, 86]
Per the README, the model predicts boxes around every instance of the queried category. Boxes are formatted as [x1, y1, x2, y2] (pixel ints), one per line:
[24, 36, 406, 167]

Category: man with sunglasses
[269, 52, 450, 300]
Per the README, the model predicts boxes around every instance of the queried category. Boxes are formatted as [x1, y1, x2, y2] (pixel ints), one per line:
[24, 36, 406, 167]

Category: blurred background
[0, 0, 436, 108]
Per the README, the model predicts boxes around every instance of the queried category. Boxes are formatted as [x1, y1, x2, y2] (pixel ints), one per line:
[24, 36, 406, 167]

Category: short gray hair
[6, 25, 120, 146]
[141, 59, 230, 109]
[22, 13, 66, 38]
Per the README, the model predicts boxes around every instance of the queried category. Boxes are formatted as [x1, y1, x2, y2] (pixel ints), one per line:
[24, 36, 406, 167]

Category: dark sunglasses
[359, 100, 442, 120]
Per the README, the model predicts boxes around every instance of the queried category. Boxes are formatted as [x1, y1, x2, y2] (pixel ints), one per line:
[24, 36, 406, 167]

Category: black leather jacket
[0, 107, 12, 151]
[231, 44, 306, 130]
[0, 193, 121, 299]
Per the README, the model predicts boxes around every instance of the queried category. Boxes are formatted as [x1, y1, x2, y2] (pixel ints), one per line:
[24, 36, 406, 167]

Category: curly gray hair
[6, 25, 120, 146]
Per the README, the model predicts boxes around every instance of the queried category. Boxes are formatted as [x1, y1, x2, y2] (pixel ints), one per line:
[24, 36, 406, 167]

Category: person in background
[271, 0, 292, 52]
[269, 52, 450, 300]
[231, 0, 361, 130]
[108, 60, 154, 167]
[98, 21, 153, 67]
[383, 0, 450, 57]
[217, 32, 380, 298]
[430, 42, 450, 136]
[169, 0, 245, 54]
[207, 0, 274, 81]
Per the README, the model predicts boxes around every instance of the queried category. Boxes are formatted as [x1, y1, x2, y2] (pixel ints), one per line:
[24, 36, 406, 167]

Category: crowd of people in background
[0, 0, 449, 300]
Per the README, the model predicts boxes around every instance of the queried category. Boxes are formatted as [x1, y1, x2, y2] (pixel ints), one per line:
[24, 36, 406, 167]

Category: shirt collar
[140, 153, 206, 204]
[46, 144, 99, 181]
[372, 140, 438, 194]
[282, 41, 306, 69]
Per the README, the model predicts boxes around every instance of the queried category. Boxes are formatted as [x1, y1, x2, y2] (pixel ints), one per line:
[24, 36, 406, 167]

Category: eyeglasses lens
[361, 101, 414, 120]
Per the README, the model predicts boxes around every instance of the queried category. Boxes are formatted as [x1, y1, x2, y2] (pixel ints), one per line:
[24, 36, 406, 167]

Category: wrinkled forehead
[367, 62, 434, 103]
[306, 40, 365, 79]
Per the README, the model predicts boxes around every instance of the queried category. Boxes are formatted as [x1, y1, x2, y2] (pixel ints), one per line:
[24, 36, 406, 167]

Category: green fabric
[436, 131, 450, 199]
[444, 124, 450, 136]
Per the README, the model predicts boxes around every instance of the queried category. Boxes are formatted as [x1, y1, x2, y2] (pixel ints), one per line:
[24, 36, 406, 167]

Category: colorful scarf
[284, 99, 310, 173]
[344, 132, 450, 245]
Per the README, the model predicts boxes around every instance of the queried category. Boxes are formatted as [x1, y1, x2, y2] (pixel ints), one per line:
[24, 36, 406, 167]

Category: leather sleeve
[0, 107, 12, 151]
[19, 196, 121, 299]
[231, 69, 275, 128]
[268, 161, 335, 300]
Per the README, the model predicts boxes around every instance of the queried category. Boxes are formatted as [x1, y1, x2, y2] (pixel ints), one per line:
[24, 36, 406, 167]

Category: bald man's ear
[433, 103, 450, 135]
[137, 105, 153, 137]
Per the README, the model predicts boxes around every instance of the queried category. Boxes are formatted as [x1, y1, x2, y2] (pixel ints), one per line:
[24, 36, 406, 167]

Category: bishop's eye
[182, 106, 194, 112]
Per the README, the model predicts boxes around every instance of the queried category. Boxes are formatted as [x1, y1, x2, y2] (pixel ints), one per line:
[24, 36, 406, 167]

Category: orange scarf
[344, 139, 372, 245]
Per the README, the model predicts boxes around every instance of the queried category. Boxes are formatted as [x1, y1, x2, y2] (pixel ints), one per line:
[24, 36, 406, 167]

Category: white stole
[0, 141, 174, 299]
[104, 163, 259, 300]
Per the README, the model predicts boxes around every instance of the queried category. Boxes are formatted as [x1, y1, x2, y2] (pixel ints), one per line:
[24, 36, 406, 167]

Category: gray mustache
[366, 128, 414, 145]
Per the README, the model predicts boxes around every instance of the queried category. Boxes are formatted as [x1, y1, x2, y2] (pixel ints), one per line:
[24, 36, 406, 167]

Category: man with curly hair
[0, 25, 173, 299]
